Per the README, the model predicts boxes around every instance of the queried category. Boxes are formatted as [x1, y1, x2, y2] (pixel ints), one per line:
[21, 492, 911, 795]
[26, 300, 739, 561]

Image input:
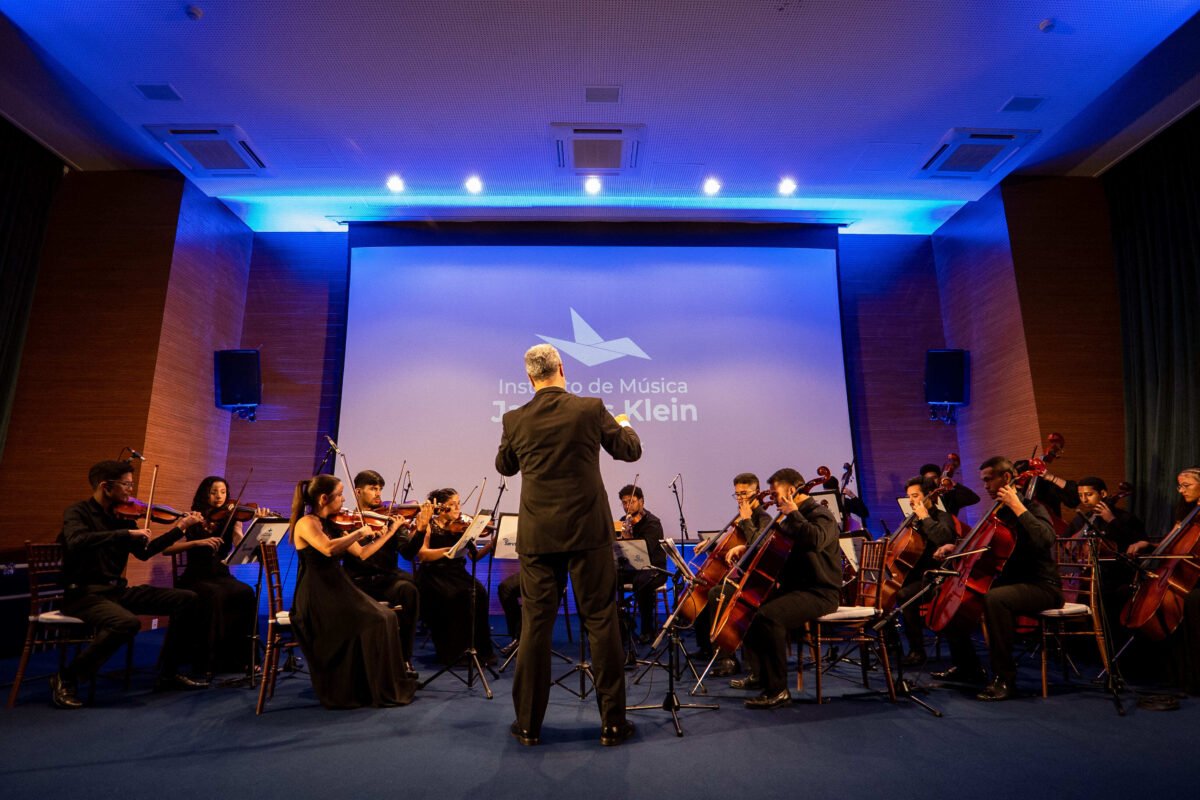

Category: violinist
[931, 457, 1061, 701]
[694, 473, 774, 677]
[616, 485, 666, 645]
[919, 462, 979, 519]
[894, 477, 957, 666]
[725, 468, 841, 709]
[162, 476, 260, 677]
[289, 474, 414, 709]
[410, 488, 496, 666]
[1067, 477, 1147, 622]
[52, 460, 206, 709]
[343, 470, 420, 675]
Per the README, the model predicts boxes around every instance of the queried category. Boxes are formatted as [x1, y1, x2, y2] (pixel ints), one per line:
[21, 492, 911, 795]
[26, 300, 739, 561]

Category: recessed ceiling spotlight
[702, 177, 721, 196]
[584, 176, 602, 195]
[778, 177, 797, 196]
[465, 175, 483, 194]
[386, 174, 405, 193]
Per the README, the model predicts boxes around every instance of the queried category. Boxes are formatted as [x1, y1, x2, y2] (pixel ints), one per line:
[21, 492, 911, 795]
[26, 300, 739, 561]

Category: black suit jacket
[496, 386, 641, 555]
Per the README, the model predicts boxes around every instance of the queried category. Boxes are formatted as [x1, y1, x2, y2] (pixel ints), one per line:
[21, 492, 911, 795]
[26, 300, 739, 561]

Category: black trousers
[353, 572, 420, 662]
[61, 585, 197, 683]
[618, 567, 667, 634]
[514, 545, 625, 733]
[947, 582, 1063, 683]
[742, 589, 838, 695]
[498, 572, 522, 639]
[896, 579, 930, 652]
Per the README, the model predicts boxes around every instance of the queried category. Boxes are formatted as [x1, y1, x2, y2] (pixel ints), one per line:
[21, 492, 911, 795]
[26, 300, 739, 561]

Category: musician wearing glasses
[693, 473, 774, 677]
[52, 460, 206, 709]
[723, 468, 841, 709]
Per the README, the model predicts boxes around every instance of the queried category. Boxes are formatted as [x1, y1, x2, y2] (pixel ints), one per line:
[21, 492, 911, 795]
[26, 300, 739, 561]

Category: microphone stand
[670, 477, 690, 543]
[313, 438, 337, 476]
[420, 534, 499, 699]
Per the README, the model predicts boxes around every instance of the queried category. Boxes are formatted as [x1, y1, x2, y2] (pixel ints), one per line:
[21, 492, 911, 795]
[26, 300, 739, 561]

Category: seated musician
[52, 460, 206, 709]
[498, 571, 522, 656]
[162, 475, 260, 677]
[1161, 468, 1199, 694]
[344, 470, 420, 677]
[931, 456, 1062, 701]
[616, 485, 666, 644]
[409, 488, 496, 665]
[1013, 459, 1079, 529]
[1068, 476, 1148, 628]
[894, 477, 957, 666]
[693, 472, 774, 676]
[920, 462, 979, 519]
[724, 468, 841, 709]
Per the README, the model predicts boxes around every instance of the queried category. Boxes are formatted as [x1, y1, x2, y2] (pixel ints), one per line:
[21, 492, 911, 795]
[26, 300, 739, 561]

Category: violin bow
[143, 465, 160, 530]
[218, 468, 254, 548]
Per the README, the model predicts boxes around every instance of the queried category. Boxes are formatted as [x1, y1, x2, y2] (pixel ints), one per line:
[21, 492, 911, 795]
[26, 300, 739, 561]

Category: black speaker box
[214, 349, 261, 408]
[925, 349, 969, 405]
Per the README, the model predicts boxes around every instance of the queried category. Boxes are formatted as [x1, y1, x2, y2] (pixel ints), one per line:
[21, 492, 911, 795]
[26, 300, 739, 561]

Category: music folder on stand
[627, 539, 718, 737]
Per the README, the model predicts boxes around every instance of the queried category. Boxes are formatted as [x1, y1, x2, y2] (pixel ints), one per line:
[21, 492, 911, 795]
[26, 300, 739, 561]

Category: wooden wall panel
[226, 233, 349, 514]
[932, 186, 1042, 519]
[838, 234, 959, 532]
[0, 171, 183, 557]
[136, 182, 253, 588]
[1002, 177, 1126, 489]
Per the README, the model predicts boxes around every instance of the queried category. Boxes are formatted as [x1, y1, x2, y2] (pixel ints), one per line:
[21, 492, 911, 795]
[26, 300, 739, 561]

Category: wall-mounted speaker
[214, 349, 261, 408]
[925, 349, 969, 406]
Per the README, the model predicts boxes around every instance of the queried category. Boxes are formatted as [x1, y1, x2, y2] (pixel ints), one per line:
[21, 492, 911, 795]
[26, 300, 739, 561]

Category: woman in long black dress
[162, 476, 259, 676]
[289, 474, 415, 709]
[410, 488, 495, 665]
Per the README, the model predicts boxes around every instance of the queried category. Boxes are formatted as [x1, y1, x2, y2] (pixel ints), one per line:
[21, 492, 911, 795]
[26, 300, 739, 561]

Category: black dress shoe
[509, 720, 539, 746]
[50, 674, 83, 710]
[744, 689, 792, 709]
[930, 666, 987, 685]
[901, 651, 927, 668]
[600, 720, 636, 747]
[729, 674, 761, 690]
[710, 656, 740, 678]
[155, 673, 210, 691]
[976, 677, 1016, 701]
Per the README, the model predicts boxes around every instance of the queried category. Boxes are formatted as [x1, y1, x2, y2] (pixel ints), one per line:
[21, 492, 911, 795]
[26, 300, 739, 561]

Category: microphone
[128, 449, 146, 461]
[324, 435, 340, 453]
[668, 473, 681, 489]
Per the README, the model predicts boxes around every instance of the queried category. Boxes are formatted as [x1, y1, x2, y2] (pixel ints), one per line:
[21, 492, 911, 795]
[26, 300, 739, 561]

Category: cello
[926, 460, 1047, 632]
[708, 505, 795, 654]
[1119, 503, 1200, 640]
[1025, 433, 1068, 535]
[676, 490, 774, 624]
[878, 476, 955, 610]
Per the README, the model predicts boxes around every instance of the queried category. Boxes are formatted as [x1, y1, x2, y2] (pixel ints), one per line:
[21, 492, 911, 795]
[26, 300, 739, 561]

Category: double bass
[878, 476, 955, 610]
[1119, 503, 1200, 640]
[676, 490, 774, 624]
[926, 460, 1047, 632]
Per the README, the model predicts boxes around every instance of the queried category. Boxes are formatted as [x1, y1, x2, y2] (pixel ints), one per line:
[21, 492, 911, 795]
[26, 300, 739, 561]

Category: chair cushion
[1041, 602, 1091, 618]
[275, 611, 291, 626]
[33, 610, 85, 625]
[817, 606, 877, 622]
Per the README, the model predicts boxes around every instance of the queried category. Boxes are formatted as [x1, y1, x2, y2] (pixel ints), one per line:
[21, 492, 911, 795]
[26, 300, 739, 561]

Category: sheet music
[446, 512, 492, 559]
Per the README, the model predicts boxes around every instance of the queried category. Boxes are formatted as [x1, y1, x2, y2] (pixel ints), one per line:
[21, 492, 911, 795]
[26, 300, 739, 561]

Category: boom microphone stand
[669, 474, 690, 543]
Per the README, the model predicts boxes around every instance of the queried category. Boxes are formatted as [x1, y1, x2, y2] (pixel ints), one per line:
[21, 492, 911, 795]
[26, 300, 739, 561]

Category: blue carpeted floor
[2, 618, 1197, 800]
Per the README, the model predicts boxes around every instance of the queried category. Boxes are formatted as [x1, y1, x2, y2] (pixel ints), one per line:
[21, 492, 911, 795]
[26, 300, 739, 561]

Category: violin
[925, 460, 1046, 632]
[877, 477, 955, 610]
[677, 490, 775, 624]
[329, 509, 383, 532]
[112, 498, 188, 525]
[204, 501, 274, 528]
[376, 501, 421, 519]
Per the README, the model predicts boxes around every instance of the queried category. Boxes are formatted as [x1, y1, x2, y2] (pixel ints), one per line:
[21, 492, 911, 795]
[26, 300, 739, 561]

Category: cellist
[930, 456, 1062, 701]
[1151, 468, 1200, 694]
[723, 468, 841, 709]
[893, 476, 957, 667]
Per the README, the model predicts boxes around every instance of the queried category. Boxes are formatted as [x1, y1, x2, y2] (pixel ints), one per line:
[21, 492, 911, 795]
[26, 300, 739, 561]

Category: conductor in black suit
[496, 343, 642, 747]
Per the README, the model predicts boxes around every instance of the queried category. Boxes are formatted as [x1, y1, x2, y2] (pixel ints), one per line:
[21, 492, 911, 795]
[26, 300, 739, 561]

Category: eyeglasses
[107, 480, 134, 489]
[732, 491, 757, 499]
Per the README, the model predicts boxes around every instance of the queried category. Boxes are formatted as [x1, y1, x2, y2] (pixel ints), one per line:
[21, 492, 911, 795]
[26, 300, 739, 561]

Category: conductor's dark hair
[88, 460, 134, 490]
[354, 470, 385, 489]
[768, 468, 803, 487]
[619, 485, 644, 500]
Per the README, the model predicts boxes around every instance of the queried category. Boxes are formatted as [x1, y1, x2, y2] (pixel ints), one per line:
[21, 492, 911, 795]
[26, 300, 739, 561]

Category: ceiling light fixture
[778, 177, 797, 196]
[465, 175, 483, 194]
[702, 177, 721, 196]
[386, 174, 405, 193]
[584, 176, 602, 195]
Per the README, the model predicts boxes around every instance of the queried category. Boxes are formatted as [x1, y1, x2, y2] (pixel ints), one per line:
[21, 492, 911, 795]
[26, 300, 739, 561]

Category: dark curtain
[0, 116, 63, 458]
[1105, 106, 1200, 536]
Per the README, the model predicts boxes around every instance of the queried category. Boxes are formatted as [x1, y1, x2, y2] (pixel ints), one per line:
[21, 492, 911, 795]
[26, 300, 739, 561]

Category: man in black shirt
[616, 485, 666, 644]
[345, 470, 420, 676]
[931, 456, 1063, 701]
[694, 472, 774, 677]
[894, 476, 958, 666]
[920, 462, 980, 520]
[1067, 476, 1147, 628]
[725, 468, 842, 709]
[54, 460, 206, 709]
